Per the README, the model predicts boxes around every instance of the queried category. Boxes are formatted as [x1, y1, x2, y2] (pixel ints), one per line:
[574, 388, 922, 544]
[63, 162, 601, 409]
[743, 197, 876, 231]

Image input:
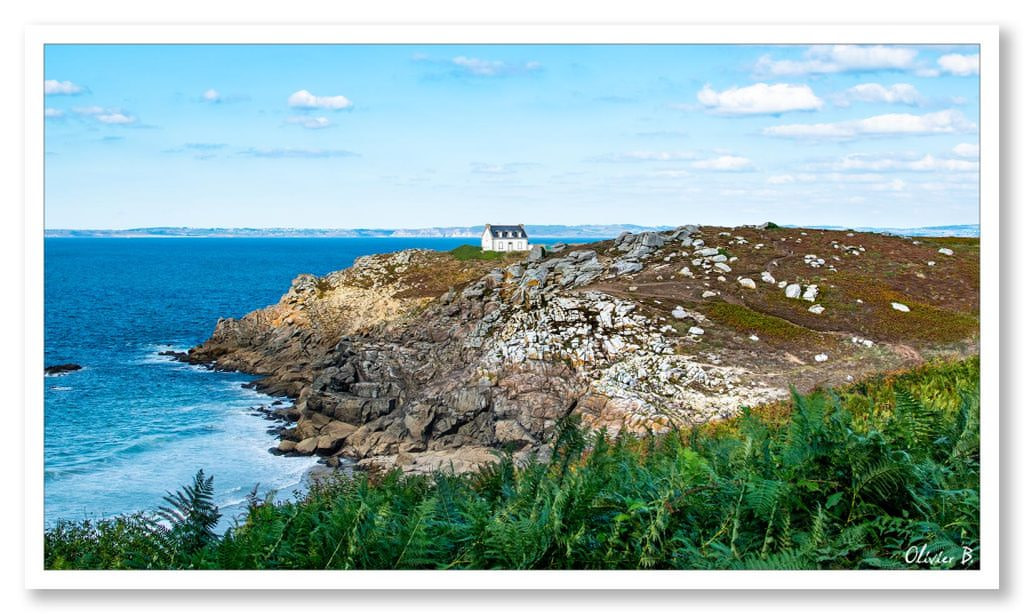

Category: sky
[43, 44, 981, 230]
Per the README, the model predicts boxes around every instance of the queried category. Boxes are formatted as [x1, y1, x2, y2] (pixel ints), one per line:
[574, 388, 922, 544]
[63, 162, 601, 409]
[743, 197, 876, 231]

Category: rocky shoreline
[179, 225, 979, 475]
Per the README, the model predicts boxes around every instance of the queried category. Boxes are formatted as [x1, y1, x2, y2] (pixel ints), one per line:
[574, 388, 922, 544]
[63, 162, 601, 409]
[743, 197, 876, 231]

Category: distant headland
[44, 223, 979, 239]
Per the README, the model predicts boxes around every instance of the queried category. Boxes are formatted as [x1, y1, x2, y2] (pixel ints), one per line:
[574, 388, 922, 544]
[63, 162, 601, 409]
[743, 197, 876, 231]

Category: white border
[24, 24, 999, 591]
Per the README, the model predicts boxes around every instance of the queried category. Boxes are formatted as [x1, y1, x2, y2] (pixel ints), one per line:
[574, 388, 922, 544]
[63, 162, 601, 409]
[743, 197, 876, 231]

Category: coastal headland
[181, 224, 979, 475]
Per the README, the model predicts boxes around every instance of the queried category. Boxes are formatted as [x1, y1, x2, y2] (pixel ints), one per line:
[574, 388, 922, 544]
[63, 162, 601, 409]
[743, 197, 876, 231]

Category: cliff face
[186, 226, 980, 474]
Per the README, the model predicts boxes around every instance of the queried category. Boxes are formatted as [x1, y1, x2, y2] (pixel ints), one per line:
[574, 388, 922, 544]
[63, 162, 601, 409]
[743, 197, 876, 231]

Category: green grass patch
[449, 244, 512, 261]
[823, 272, 977, 343]
[922, 236, 980, 247]
[702, 301, 818, 343]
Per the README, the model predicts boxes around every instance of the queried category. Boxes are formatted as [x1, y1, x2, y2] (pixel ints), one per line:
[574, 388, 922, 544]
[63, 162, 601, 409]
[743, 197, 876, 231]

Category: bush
[45, 359, 980, 570]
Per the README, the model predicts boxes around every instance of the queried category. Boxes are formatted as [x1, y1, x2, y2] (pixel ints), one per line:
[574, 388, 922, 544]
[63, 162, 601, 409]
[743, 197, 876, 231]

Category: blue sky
[43, 44, 980, 229]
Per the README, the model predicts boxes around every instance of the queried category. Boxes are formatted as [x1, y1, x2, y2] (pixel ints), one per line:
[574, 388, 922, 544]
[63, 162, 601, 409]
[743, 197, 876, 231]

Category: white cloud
[836, 83, 922, 106]
[953, 143, 979, 158]
[71, 105, 137, 125]
[453, 56, 505, 76]
[470, 162, 540, 175]
[649, 169, 691, 178]
[450, 56, 541, 77]
[240, 147, 358, 159]
[286, 116, 331, 129]
[906, 155, 979, 172]
[588, 151, 698, 163]
[755, 45, 917, 76]
[72, 106, 105, 115]
[96, 112, 136, 125]
[812, 153, 978, 173]
[44, 108, 64, 118]
[938, 53, 979, 76]
[697, 83, 823, 115]
[202, 89, 221, 102]
[287, 89, 353, 110]
[764, 109, 976, 139]
[766, 174, 795, 184]
[692, 155, 754, 171]
[867, 179, 907, 191]
[918, 180, 979, 191]
[44, 80, 83, 95]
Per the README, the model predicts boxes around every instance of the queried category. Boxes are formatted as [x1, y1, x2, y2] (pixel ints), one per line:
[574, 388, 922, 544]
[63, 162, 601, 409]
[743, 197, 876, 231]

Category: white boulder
[784, 283, 801, 299]
[802, 284, 819, 302]
[891, 302, 910, 312]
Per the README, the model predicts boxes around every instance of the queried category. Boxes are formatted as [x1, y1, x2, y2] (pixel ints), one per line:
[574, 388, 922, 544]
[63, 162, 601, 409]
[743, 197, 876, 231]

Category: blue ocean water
[43, 237, 536, 526]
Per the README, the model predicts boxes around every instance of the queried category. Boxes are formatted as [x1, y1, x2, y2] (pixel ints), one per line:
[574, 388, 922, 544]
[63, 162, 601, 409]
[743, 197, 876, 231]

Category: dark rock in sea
[272, 400, 284, 406]
[158, 350, 188, 360]
[44, 363, 81, 375]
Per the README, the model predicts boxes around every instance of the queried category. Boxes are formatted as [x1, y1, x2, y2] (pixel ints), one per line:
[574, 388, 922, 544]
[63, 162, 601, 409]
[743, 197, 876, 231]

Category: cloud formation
[692, 155, 754, 171]
[952, 143, 979, 158]
[764, 109, 976, 139]
[450, 56, 541, 77]
[287, 90, 353, 110]
[755, 45, 917, 76]
[835, 83, 922, 107]
[286, 116, 332, 129]
[813, 153, 978, 172]
[72, 106, 137, 125]
[44, 80, 84, 95]
[588, 151, 697, 163]
[96, 112, 135, 125]
[697, 83, 823, 115]
[239, 147, 358, 159]
[185, 142, 227, 151]
[44, 108, 64, 118]
[938, 53, 980, 76]
[470, 162, 540, 175]
[202, 89, 221, 102]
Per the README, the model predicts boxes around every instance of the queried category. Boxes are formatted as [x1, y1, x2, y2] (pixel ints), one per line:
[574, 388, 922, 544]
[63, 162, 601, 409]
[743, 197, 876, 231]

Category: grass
[449, 244, 515, 261]
[701, 300, 821, 344]
[922, 237, 980, 248]
[44, 357, 979, 571]
[822, 272, 978, 343]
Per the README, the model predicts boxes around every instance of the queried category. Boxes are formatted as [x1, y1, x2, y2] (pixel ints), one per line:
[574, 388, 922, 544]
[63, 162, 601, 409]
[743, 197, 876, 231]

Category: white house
[481, 224, 530, 252]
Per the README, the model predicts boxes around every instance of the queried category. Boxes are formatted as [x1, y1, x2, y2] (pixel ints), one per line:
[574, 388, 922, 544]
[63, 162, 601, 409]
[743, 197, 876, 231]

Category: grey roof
[486, 224, 527, 237]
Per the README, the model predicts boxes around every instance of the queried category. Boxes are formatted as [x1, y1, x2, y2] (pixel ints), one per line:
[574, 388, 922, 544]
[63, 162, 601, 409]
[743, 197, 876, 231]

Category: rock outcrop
[184, 226, 979, 474]
[44, 363, 82, 375]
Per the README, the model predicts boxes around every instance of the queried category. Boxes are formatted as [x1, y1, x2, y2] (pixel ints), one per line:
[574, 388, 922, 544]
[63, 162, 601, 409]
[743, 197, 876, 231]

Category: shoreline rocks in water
[44, 363, 82, 376]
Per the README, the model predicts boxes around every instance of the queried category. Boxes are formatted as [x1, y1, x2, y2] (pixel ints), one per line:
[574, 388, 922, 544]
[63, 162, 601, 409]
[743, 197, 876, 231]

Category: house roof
[485, 224, 528, 237]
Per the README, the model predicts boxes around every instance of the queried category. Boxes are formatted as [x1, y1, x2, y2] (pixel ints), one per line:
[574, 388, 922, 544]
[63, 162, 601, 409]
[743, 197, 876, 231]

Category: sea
[44, 237, 587, 528]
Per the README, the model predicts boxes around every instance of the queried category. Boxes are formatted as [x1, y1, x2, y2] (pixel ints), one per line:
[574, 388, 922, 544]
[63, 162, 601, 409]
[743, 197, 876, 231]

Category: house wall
[481, 229, 529, 252]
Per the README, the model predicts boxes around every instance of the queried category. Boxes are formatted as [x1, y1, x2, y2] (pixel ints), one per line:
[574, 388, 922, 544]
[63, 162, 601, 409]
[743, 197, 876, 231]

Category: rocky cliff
[185, 225, 980, 474]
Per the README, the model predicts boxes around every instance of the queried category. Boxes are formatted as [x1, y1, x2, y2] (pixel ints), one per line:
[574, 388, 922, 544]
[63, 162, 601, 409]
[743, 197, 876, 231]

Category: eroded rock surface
[184, 226, 979, 474]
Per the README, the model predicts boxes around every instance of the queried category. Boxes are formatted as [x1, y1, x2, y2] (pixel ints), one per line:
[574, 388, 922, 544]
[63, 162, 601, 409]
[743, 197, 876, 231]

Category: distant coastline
[44, 223, 979, 239]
